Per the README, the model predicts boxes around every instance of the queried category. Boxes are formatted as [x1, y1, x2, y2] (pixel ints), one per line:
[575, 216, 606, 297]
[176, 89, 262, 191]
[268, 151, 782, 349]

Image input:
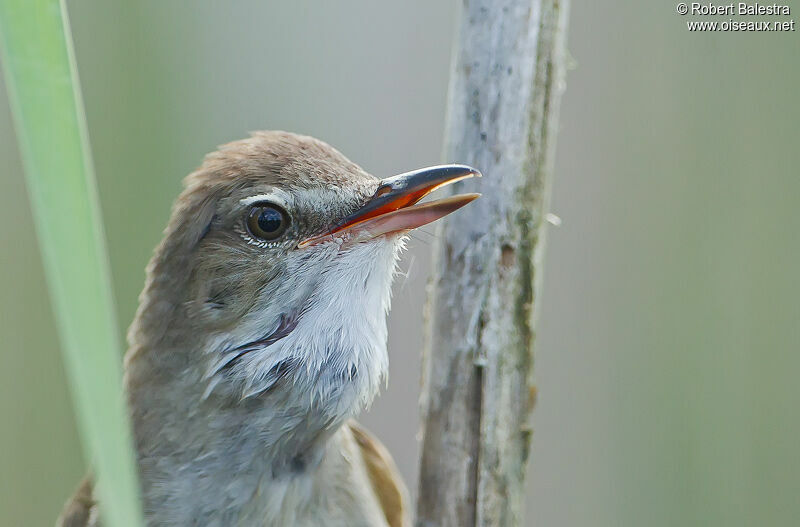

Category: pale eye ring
[246, 203, 290, 241]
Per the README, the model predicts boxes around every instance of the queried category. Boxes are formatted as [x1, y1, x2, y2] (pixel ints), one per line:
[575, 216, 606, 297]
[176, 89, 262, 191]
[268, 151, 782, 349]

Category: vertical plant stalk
[0, 1, 142, 525]
[416, 1, 569, 526]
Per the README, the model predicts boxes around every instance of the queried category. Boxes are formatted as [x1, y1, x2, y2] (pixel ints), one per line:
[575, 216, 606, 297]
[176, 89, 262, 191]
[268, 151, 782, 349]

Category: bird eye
[246, 204, 290, 241]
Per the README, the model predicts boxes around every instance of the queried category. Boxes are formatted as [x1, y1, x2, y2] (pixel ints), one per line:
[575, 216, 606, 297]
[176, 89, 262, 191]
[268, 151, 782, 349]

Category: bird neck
[122, 239, 402, 522]
[125, 354, 352, 523]
[124, 326, 383, 522]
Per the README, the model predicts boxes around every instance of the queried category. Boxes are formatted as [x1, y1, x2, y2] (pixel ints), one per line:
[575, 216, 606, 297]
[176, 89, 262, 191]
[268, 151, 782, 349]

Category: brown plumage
[58, 422, 408, 527]
[350, 422, 410, 527]
[56, 131, 478, 526]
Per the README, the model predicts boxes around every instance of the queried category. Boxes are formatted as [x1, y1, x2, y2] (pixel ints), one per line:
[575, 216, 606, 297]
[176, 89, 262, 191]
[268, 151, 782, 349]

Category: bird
[57, 131, 480, 526]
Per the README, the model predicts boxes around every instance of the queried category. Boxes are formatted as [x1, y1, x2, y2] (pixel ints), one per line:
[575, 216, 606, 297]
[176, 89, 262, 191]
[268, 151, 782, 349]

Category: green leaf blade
[0, 1, 143, 525]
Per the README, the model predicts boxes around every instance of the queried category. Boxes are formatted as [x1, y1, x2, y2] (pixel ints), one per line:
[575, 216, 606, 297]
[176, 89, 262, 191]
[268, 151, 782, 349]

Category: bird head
[127, 131, 479, 423]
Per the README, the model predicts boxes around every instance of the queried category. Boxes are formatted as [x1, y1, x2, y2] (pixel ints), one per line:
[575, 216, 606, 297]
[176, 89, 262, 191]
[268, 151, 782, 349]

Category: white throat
[217, 235, 404, 409]
[128, 236, 405, 525]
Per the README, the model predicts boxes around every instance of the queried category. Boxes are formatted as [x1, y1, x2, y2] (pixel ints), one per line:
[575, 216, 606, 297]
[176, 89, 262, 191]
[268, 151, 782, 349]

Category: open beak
[298, 164, 481, 248]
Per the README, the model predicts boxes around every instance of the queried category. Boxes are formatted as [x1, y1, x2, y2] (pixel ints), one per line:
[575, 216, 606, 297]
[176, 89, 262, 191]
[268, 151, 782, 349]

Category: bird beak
[298, 164, 481, 248]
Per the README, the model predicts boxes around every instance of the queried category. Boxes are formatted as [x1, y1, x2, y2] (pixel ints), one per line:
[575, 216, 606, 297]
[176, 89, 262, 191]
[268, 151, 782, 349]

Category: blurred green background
[2, 2, 798, 526]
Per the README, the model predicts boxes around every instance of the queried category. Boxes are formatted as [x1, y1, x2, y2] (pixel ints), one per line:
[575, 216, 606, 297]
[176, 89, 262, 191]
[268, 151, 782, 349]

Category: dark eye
[246, 204, 290, 241]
